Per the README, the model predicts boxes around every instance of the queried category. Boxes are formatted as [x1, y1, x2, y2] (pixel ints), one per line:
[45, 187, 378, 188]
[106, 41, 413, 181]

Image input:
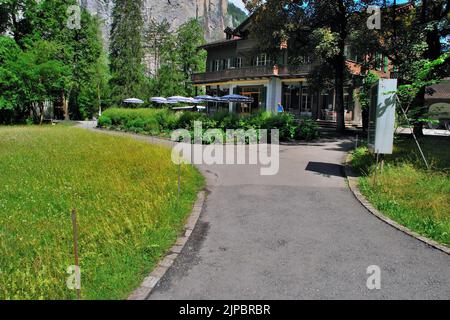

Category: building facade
[192, 16, 391, 124]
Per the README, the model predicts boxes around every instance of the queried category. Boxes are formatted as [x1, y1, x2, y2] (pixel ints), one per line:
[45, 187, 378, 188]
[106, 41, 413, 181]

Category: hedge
[99, 108, 319, 141]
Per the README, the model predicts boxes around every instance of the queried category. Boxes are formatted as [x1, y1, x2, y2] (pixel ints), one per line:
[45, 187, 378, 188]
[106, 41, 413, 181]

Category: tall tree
[0, 0, 37, 46]
[353, 0, 450, 135]
[176, 19, 207, 97]
[109, 0, 145, 105]
[246, 0, 379, 132]
[148, 19, 206, 98]
[143, 18, 171, 76]
[0, 0, 108, 121]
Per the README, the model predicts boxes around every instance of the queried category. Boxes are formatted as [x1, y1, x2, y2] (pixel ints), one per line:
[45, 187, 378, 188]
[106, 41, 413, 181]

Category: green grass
[351, 136, 450, 246]
[0, 126, 204, 299]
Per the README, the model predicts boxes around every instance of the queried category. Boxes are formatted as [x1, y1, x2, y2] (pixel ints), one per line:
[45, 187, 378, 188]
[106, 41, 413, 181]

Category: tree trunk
[334, 59, 346, 132]
[62, 91, 70, 121]
[97, 84, 101, 117]
[39, 101, 44, 125]
[334, 0, 347, 133]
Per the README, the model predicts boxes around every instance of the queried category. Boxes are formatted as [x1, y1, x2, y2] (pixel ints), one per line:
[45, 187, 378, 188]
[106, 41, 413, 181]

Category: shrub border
[344, 154, 450, 255]
[127, 190, 206, 300]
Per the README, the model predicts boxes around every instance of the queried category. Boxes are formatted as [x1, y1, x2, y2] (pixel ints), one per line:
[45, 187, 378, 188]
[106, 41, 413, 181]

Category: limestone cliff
[82, 0, 228, 45]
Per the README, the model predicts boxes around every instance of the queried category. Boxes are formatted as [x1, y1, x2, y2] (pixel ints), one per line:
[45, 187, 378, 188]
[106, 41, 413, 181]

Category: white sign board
[368, 79, 397, 154]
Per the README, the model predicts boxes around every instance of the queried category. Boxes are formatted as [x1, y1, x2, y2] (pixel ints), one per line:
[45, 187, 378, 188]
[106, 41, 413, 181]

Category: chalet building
[192, 15, 391, 125]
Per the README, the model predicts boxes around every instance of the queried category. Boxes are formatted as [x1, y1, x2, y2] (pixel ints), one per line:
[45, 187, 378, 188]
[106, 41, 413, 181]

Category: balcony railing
[191, 64, 315, 84]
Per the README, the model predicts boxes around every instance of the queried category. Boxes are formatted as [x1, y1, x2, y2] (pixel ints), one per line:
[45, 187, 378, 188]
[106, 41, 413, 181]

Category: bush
[263, 113, 297, 140]
[98, 108, 319, 142]
[296, 117, 320, 141]
[177, 112, 206, 130]
[351, 146, 375, 174]
[98, 115, 112, 127]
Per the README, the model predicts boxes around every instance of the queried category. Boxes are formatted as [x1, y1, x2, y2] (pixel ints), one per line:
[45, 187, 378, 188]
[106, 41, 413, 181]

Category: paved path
[79, 124, 450, 299]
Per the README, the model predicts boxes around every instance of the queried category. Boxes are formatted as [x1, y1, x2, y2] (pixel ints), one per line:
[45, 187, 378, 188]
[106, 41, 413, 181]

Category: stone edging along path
[128, 190, 206, 300]
[344, 154, 450, 255]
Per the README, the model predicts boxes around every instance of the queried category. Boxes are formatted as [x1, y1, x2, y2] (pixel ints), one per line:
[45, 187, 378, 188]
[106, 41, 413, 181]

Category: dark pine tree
[109, 0, 145, 105]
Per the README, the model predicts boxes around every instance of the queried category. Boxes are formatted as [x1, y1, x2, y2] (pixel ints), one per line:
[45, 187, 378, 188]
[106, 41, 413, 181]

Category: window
[345, 46, 363, 63]
[235, 57, 243, 68]
[344, 45, 351, 58]
[301, 87, 310, 111]
[226, 58, 233, 69]
[256, 54, 268, 66]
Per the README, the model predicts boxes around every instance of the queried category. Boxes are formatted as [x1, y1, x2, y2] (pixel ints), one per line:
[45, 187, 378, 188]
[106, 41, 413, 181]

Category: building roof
[198, 37, 243, 50]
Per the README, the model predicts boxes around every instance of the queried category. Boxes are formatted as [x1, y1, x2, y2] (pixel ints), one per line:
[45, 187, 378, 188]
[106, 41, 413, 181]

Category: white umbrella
[167, 96, 193, 104]
[123, 98, 144, 104]
[150, 97, 168, 104]
[220, 94, 253, 103]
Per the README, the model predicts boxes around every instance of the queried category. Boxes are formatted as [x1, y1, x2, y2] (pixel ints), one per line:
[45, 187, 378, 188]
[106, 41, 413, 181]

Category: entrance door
[241, 90, 260, 114]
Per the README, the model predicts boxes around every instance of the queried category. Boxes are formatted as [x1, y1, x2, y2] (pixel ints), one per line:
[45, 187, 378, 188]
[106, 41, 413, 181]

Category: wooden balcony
[192, 64, 315, 84]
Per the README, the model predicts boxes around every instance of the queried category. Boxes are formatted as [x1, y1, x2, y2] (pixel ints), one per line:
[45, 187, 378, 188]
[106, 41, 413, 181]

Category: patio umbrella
[123, 98, 144, 104]
[150, 97, 168, 104]
[220, 94, 253, 103]
[167, 96, 193, 104]
[195, 95, 218, 102]
[184, 97, 204, 104]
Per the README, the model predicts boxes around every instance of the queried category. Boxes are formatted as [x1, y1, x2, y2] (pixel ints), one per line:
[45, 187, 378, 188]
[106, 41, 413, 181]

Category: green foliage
[360, 164, 449, 246]
[397, 51, 450, 110]
[350, 146, 375, 175]
[0, 36, 22, 121]
[0, 37, 72, 123]
[0, 126, 204, 299]
[99, 108, 319, 142]
[147, 19, 206, 98]
[109, 0, 145, 104]
[98, 115, 112, 127]
[351, 136, 450, 246]
[176, 19, 207, 97]
[310, 28, 340, 61]
[262, 113, 297, 140]
[0, 1, 109, 122]
[295, 117, 320, 141]
[355, 71, 379, 111]
[227, 1, 248, 28]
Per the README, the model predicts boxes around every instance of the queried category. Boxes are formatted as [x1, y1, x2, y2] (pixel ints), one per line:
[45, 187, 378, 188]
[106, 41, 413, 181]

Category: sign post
[368, 79, 398, 155]
[368, 79, 397, 183]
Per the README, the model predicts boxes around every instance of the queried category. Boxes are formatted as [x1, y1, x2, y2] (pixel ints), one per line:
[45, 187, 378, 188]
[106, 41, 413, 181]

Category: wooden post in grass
[177, 161, 181, 205]
[71, 209, 81, 300]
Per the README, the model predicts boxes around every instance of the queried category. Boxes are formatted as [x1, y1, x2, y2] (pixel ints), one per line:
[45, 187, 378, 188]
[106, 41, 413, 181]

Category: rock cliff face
[82, 0, 228, 46]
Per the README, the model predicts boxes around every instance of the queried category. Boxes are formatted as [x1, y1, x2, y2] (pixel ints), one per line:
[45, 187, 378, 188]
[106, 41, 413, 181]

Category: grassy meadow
[351, 135, 450, 246]
[0, 126, 204, 299]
